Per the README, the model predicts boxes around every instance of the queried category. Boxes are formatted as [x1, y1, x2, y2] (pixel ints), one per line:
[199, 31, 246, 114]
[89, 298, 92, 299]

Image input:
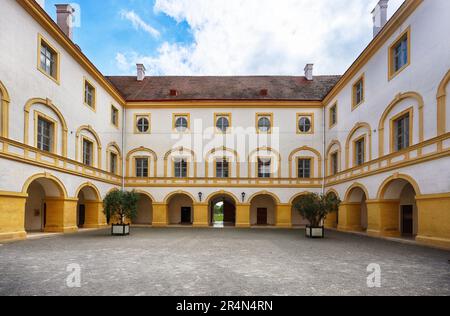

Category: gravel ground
[0, 227, 449, 296]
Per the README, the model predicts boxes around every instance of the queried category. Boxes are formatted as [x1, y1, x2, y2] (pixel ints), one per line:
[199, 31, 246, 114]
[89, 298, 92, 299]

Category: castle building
[0, 0, 449, 249]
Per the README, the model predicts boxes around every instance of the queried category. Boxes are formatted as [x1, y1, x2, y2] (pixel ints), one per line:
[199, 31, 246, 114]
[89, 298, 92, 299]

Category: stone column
[416, 194, 450, 250]
[366, 200, 400, 237]
[276, 204, 292, 228]
[84, 201, 107, 228]
[337, 202, 362, 232]
[45, 198, 78, 233]
[0, 192, 27, 242]
[152, 203, 168, 227]
[236, 203, 251, 228]
[193, 203, 209, 227]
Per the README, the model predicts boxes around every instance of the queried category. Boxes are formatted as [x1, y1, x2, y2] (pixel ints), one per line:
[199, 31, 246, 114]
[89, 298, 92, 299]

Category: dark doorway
[223, 201, 236, 224]
[78, 204, 85, 227]
[181, 207, 192, 224]
[257, 208, 268, 225]
[401, 205, 413, 235]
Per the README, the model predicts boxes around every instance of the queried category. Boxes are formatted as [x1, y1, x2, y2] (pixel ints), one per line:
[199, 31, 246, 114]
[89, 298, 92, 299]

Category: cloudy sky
[43, 0, 404, 76]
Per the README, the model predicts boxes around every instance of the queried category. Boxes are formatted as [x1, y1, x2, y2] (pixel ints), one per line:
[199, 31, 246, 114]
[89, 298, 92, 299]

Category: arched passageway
[208, 194, 236, 227]
[133, 193, 153, 225]
[167, 193, 194, 225]
[250, 194, 277, 226]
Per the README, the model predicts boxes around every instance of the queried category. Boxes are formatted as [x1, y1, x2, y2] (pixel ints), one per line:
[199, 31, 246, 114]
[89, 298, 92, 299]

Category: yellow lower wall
[324, 211, 338, 229]
[44, 198, 78, 233]
[366, 200, 401, 237]
[0, 193, 27, 242]
[337, 203, 363, 232]
[84, 201, 107, 228]
[416, 195, 450, 249]
[193, 203, 209, 227]
[236, 204, 251, 227]
[152, 203, 168, 227]
[276, 204, 292, 228]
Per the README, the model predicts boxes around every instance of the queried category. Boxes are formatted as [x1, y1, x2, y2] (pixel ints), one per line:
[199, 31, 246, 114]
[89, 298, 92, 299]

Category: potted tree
[294, 193, 341, 238]
[103, 190, 139, 236]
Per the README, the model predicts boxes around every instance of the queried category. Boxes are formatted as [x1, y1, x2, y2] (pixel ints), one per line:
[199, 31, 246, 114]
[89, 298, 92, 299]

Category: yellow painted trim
[75, 125, 102, 168]
[378, 91, 424, 156]
[83, 77, 97, 111]
[164, 146, 197, 178]
[126, 100, 322, 109]
[376, 173, 421, 200]
[21, 172, 68, 198]
[0, 80, 10, 138]
[248, 147, 281, 178]
[163, 190, 197, 204]
[106, 142, 123, 176]
[288, 146, 322, 178]
[325, 140, 342, 176]
[0, 190, 28, 198]
[33, 110, 58, 154]
[74, 182, 101, 201]
[352, 135, 367, 167]
[296, 112, 315, 134]
[325, 188, 340, 200]
[17, 0, 125, 105]
[205, 146, 240, 178]
[111, 104, 119, 128]
[415, 193, 450, 200]
[437, 69, 450, 136]
[133, 190, 156, 202]
[133, 113, 152, 134]
[351, 73, 365, 110]
[344, 182, 369, 202]
[126, 147, 157, 177]
[345, 122, 372, 169]
[37, 33, 60, 85]
[295, 156, 314, 179]
[205, 191, 240, 205]
[388, 26, 411, 81]
[255, 113, 273, 134]
[172, 113, 191, 133]
[24, 97, 68, 157]
[389, 107, 414, 154]
[323, 0, 423, 104]
[248, 190, 281, 205]
[214, 113, 232, 134]
[329, 102, 338, 129]
[288, 191, 313, 205]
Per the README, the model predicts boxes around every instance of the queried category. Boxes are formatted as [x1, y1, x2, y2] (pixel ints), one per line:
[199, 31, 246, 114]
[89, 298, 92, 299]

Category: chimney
[137, 64, 146, 81]
[304, 64, 314, 81]
[55, 4, 75, 40]
[372, 0, 389, 38]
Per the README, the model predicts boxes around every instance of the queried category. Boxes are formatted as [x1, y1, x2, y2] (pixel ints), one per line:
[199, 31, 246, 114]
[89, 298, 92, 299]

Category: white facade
[0, 0, 449, 247]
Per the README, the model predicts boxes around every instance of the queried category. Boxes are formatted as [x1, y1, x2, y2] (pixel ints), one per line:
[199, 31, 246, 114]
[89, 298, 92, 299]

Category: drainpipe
[121, 106, 126, 191]
[322, 104, 326, 195]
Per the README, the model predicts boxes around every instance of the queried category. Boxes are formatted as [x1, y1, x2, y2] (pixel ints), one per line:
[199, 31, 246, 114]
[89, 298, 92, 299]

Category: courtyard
[0, 227, 449, 296]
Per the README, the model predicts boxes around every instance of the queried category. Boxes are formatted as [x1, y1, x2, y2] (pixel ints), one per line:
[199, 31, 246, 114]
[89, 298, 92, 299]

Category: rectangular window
[110, 152, 118, 174]
[258, 158, 271, 178]
[355, 138, 365, 166]
[135, 158, 149, 178]
[394, 114, 410, 151]
[174, 159, 188, 178]
[37, 117, 54, 152]
[38, 35, 59, 82]
[82, 139, 93, 166]
[84, 79, 96, 109]
[297, 158, 311, 179]
[216, 159, 229, 178]
[330, 103, 337, 127]
[352, 76, 364, 108]
[111, 106, 119, 127]
[389, 28, 410, 79]
[331, 152, 339, 176]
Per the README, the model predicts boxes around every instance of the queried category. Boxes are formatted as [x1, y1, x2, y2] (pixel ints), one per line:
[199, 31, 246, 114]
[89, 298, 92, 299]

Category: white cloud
[117, 0, 404, 75]
[120, 10, 160, 38]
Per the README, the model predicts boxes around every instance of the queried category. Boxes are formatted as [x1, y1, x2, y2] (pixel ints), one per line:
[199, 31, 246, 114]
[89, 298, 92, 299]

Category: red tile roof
[106, 76, 341, 101]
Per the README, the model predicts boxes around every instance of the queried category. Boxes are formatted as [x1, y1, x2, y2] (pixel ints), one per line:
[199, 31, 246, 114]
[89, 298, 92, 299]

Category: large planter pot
[305, 225, 324, 239]
[111, 224, 130, 236]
